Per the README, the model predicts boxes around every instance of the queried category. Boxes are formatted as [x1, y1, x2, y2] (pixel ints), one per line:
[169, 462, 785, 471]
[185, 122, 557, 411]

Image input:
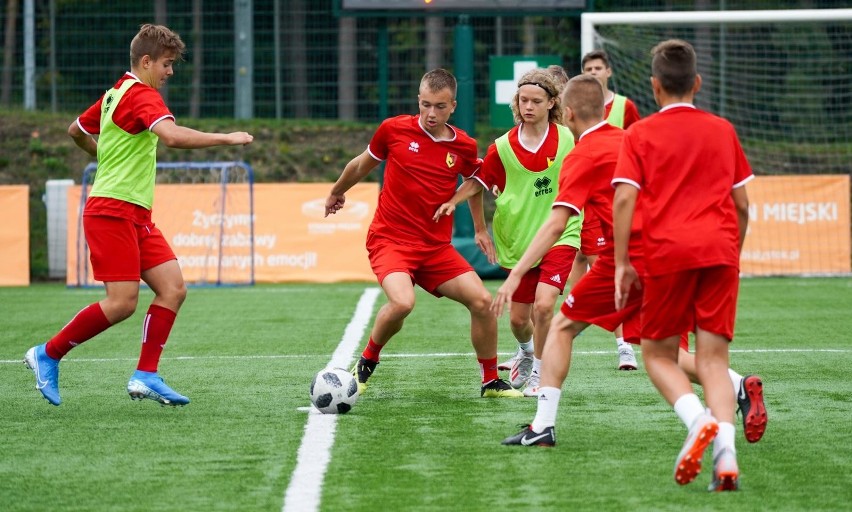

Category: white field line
[281, 286, 380, 512]
[1, 347, 850, 366]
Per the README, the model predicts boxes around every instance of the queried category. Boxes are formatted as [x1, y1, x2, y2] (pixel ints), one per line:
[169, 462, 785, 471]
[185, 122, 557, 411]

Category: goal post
[72, 161, 256, 287]
[580, 9, 852, 276]
[580, 8, 852, 58]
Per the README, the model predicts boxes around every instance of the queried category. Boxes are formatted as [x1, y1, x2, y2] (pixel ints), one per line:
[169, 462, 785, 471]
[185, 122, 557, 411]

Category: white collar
[578, 120, 609, 141]
[660, 102, 695, 112]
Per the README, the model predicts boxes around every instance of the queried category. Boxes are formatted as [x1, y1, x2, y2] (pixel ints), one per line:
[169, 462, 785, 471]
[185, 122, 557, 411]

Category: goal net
[72, 161, 255, 287]
[582, 9, 851, 276]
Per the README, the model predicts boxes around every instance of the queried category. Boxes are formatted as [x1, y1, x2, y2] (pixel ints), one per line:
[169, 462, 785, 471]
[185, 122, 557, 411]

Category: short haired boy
[612, 39, 755, 491]
[325, 68, 521, 399]
[576, 49, 643, 370]
[25, 24, 253, 407]
[581, 49, 641, 129]
[500, 74, 766, 451]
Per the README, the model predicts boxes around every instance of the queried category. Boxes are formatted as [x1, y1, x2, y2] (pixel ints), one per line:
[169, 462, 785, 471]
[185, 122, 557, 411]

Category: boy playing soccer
[499, 74, 766, 452]
[613, 39, 754, 491]
[325, 68, 521, 398]
[25, 24, 253, 406]
[573, 49, 643, 371]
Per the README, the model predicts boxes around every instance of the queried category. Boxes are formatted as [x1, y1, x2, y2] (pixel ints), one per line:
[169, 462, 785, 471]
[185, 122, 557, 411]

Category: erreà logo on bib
[446, 152, 457, 168]
[534, 176, 553, 197]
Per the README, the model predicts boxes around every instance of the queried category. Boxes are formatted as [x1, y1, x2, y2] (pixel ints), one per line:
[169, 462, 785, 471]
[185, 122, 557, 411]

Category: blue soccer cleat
[24, 344, 62, 406]
[127, 370, 190, 406]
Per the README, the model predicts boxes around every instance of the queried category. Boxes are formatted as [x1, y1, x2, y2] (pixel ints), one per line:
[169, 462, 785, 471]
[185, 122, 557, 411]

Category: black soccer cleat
[480, 378, 523, 398]
[502, 424, 556, 447]
[351, 356, 377, 395]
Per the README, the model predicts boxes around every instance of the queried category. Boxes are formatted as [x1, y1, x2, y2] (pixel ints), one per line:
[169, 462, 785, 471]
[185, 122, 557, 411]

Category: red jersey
[553, 122, 641, 260]
[367, 115, 480, 247]
[77, 72, 174, 136]
[77, 72, 174, 220]
[612, 104, 753, 276]
[474, 123, 561, 193]
[605, 95, 641, 129]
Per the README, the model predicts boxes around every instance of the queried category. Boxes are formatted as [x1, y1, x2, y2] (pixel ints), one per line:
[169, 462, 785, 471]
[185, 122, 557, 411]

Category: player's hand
[614, 262, 639, 311]
[491, 274, 520, 317]
[229, 132, 253, 146]
[325, 194, 345, 217]
[432, 202, 456, 222]
[474, 230, 497, 265]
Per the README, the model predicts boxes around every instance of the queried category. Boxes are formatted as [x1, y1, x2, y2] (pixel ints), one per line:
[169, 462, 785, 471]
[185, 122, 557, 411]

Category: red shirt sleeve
[555, 152, 593, 216]
[476, 144, 505, 191]
[77, 97, 104, 135]
[730, 127, 753, 186]
[367, 118, 392, 161]
[75, 77, 172, 135]
[128, 85, 173, 131]
[623, 98, 641, 129]
[612, 129, 643, 189]
[449, 129, 481, 179]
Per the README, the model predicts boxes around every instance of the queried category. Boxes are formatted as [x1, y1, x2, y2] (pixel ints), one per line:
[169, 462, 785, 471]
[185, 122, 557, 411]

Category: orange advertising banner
[67, 183, 378, 285]
[0, 185, 30, 286]
[741, 175, 850, 275]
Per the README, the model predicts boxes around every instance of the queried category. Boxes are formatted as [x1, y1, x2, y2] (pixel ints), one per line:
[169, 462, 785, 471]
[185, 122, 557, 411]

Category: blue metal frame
[74, 161, 255, 288]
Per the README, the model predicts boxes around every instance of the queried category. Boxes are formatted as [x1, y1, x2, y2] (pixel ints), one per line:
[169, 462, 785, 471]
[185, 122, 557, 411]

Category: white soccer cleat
[617, 344, 639, 371]
[509, 350, 534, 389]
[521, 370, 541, 397]
[497, 347, 523, 371]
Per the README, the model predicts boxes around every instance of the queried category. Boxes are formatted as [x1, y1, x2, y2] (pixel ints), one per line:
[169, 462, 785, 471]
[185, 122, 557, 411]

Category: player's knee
[108, 297, 138, 322]
[509, 315, 528, 332]
[532, 301, 555, 325]
[156, 281, 188, 311]
[467, 291, 492, 316]
[387, 296, 415, 317]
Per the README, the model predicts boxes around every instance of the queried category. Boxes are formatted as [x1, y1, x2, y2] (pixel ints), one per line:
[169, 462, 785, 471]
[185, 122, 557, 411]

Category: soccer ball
[310, 367, 359, 414]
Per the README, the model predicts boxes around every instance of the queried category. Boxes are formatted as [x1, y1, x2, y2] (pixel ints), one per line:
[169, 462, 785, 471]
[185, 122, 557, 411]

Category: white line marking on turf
[282, 287, 380, 512]
[1, 348, 850, 365]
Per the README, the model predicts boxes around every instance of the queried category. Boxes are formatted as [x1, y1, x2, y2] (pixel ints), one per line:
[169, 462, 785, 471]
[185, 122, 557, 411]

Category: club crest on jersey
[103, 92, 115, 114]
[534, 176, 553, 197]
[446, 152, 457, 168]
[547, 156, 556, 167]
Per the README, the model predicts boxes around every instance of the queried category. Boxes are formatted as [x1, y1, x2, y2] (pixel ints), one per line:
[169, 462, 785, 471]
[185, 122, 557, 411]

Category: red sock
[478, 357, 498, 384]
[45, 303, 112, 360]
[136, 304, 177, 373]
[361, 338, 384, 362]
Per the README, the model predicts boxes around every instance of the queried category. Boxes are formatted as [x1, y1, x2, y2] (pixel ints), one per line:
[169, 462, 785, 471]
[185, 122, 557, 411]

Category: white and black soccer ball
[310, 367, 359, 414]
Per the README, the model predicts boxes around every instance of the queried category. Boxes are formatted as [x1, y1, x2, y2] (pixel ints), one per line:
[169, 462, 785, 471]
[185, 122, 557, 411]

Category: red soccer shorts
[641, 265, 740, 341]
[560, 256, 641, 337]
[580, 214, 607, 256]
[366, 235, 473, 297]
[84, 214, 176, 282]
[504, 244, 577, 304]
[560, 256, 689, 349]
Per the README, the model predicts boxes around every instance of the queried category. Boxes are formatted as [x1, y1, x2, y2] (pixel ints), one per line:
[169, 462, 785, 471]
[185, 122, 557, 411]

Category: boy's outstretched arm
[152, 119, 253, 149]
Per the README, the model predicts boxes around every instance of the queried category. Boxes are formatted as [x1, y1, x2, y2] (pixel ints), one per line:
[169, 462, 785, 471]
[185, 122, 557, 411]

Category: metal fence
[1, 0, 834, 124]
